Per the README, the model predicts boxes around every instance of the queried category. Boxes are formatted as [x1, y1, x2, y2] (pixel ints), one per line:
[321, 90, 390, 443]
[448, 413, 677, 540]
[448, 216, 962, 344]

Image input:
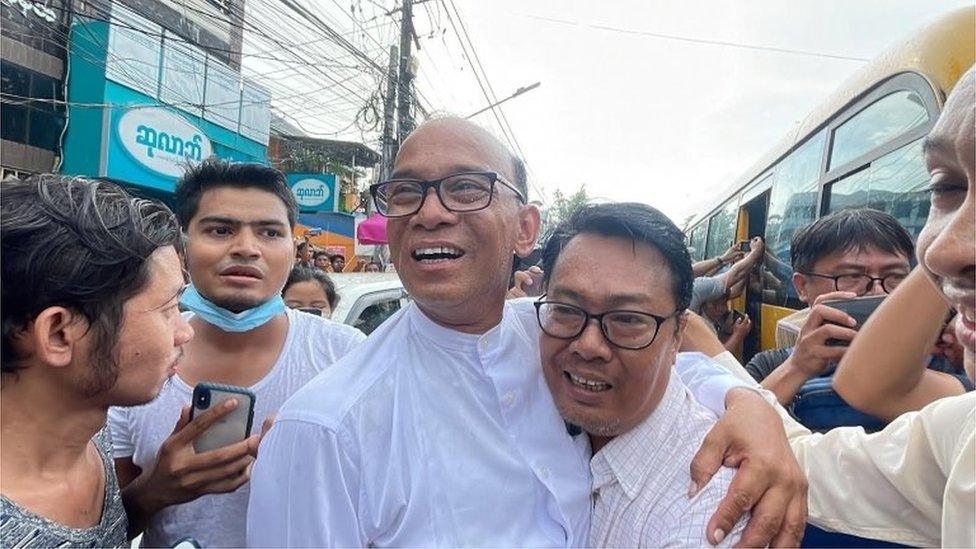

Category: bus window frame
[816, 71, 941, 216]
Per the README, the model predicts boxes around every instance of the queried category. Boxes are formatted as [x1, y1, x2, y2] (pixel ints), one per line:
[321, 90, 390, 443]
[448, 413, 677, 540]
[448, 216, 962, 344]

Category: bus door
[736, 190, 770, 361]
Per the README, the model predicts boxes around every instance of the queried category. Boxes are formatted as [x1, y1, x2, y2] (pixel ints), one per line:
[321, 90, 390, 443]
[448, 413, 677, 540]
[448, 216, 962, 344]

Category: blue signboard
[287, 173, 337, 213]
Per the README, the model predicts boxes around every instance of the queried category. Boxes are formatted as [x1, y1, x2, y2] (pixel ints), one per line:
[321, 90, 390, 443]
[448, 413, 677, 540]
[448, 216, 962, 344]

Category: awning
[357, 213, 388, 245]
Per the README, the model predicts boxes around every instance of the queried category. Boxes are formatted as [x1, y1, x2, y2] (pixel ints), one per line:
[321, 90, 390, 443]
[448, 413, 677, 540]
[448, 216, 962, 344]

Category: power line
[522, 13, 871, 63]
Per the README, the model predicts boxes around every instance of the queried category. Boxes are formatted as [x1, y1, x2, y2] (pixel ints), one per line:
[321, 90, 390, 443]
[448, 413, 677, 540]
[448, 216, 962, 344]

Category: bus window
[763, 131, 826, 307]
[688, 225, 707, 261]
[829, 89, 929, 170]
[826, 138, 930, 237]
[704, 200, 738, 259]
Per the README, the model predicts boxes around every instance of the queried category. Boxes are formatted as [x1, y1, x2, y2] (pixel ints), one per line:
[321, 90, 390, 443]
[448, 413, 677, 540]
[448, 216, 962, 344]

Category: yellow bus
[684, 7, 974, 354]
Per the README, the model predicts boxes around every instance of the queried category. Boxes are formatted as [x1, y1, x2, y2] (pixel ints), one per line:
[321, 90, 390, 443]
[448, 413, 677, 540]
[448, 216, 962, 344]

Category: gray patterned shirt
[1, 429, 127, 548]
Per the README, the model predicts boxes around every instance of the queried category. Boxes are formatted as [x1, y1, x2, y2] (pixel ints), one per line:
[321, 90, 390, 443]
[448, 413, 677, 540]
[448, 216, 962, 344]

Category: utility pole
[396, 0, 415, 144]
[380, 45, 399, 180]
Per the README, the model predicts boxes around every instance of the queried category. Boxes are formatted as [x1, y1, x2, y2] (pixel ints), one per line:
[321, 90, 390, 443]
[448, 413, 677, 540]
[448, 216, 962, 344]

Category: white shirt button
[503, 391, 516, 407]
[479, 339, 489, 352]
[538, 465, 550, 480]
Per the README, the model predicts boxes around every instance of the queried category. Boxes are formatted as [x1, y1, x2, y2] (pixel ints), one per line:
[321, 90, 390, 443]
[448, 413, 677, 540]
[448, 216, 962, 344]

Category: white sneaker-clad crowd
[1, 67, 974, 549]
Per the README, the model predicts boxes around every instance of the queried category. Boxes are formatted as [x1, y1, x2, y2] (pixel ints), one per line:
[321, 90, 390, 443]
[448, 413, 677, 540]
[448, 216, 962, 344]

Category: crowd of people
[0, 66, 973, 548]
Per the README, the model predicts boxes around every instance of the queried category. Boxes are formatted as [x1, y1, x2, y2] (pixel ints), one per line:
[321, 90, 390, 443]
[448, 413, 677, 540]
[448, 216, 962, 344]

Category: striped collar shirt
[587, 364, 748, 547]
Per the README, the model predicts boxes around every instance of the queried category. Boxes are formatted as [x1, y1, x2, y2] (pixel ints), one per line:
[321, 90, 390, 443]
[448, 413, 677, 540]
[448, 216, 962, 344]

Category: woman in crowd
[282, 267, 339, 318]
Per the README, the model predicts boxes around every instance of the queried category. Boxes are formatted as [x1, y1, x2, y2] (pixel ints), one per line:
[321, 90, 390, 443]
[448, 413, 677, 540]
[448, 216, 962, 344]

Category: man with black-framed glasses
[536, 202, 748, 547]
[248, 117, 807, 547]
[745, 208, 972, 427]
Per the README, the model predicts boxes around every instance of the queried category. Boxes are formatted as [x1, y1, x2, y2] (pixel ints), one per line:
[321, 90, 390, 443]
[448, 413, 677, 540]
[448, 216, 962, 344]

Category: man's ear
[792, 272, 811, 303]
[515, 203, 541, 258]
[28, 307, 88, 368]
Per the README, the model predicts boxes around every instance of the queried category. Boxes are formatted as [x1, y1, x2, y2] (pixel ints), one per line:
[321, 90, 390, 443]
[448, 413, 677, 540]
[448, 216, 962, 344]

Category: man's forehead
[393, 119, 513, 178]
[195, 187, 290, 224]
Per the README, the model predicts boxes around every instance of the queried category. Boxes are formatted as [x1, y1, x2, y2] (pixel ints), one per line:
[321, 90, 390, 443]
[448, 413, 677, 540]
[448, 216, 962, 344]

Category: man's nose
[230, 229, 261, 257]
[411, 187, 457, 229]
[570, 319, 613, 362]
[175, 315, 194, 346]
[865, 278, 887, 296]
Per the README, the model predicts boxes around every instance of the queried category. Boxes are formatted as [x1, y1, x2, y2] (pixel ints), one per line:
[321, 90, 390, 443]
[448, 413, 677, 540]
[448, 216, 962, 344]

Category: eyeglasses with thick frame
[800, 271, 908, 295]
[369, 171, 526, 218]
[533, 298, 680, 350]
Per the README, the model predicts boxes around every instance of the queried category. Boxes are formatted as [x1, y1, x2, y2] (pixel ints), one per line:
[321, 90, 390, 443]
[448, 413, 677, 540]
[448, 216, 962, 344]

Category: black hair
[297, 241, 309, 254]
[174, 157, 298, 228]
[1, 175, 182, 386]
[313, 250, 330, 260]
[541, 202, 694, 312]
[282, 266, 339, 310]
[790, 208, 915, 273]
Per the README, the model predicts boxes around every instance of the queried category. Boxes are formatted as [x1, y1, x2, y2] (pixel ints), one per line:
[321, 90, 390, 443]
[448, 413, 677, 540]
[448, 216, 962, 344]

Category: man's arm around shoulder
[247, 417, 365, 547]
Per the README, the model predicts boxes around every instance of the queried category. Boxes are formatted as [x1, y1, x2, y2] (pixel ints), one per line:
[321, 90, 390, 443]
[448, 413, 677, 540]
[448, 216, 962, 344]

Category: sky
[253, 0, 972, 224]
[403, 0, 972, 223]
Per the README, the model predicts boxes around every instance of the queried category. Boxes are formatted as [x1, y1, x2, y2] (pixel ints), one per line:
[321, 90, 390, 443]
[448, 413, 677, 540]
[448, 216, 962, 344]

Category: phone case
[825, 295, 885, 327]
[190, 382, 256, 454]
[823, 295, 885, 346]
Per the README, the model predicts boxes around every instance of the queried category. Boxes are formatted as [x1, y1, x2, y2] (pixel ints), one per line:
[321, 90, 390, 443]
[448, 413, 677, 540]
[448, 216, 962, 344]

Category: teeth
[413, 246, 464, 261]
[568, 372, 610, 392]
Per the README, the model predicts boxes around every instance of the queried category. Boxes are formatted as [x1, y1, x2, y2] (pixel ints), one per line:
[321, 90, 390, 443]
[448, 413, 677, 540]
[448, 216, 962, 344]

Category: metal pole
[396, 0, 414, 144]
[381, 46, 399, 180]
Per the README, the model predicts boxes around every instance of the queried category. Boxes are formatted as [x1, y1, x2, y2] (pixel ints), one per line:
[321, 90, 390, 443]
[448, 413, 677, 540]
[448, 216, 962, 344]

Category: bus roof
[688, 7, 975, 229]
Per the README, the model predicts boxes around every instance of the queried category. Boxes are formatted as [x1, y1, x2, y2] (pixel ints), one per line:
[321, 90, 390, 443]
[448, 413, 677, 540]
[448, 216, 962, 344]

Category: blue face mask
[180, 284, 286, 332]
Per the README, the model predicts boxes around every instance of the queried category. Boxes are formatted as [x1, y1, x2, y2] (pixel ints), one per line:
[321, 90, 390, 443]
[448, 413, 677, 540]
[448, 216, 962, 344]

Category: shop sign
[116, 107, 212, 178]
[287, 173, 337, 212]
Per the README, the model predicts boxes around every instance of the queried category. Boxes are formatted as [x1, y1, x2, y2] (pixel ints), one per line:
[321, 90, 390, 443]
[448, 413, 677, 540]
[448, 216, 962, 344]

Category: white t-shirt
[107, 308, 365, 548]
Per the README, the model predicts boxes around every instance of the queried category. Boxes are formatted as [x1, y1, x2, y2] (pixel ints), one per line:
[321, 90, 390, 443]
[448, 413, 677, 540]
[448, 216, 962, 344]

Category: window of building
[827, 138, 930, 238]
[0, 61, 65, 152]
[829, 90, 929, 170]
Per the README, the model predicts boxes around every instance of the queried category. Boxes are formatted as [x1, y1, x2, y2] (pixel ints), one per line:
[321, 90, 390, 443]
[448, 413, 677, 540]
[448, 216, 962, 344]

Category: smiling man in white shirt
[247, 117, 807, 547]
[536, 202, 747, 547]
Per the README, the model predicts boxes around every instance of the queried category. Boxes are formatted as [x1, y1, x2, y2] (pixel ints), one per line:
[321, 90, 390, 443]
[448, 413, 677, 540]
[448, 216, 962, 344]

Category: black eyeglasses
[801, 272, 908, 295]
[369, 171, 526, 218]
[533, 299, 679, 350]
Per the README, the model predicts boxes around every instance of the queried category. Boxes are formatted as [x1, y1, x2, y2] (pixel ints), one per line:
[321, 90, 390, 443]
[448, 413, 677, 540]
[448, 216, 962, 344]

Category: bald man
[247, 118, 805, 547]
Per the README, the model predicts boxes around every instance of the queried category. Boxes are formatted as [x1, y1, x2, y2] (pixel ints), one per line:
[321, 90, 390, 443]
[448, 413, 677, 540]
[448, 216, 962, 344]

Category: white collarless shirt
[247, 300, 750, 547]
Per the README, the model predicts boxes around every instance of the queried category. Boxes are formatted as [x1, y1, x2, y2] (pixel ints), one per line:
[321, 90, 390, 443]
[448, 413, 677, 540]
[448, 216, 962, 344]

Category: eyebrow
[390, 165, 490, 180]
[922, 135, 951, 155]
[550, 287, 656, 309]
[197, 216, 288, 228]
[146, 283, 188, 312]
[831, 261, 911, 272]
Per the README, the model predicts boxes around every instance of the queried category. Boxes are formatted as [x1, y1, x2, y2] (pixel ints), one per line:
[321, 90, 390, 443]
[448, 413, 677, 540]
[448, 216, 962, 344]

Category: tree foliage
[539, 184, 590, 245]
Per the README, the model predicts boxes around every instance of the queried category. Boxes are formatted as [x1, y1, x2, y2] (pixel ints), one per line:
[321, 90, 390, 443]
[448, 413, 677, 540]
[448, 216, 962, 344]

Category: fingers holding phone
[130, 386, 260, 509]
[792, 297, 861, 377]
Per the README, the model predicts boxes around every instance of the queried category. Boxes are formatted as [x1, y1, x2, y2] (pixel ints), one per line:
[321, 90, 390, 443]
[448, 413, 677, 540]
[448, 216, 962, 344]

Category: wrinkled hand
[506, 266, 544, 299]
[691, 388, 808, 547]
[792, 291, 859, 377]
[126, 400, 262, 515]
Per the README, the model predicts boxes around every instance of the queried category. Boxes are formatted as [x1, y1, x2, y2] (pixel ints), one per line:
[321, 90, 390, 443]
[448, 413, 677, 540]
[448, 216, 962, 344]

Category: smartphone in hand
[822, 295, 885, 346]
[190, 382, 256, 453]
